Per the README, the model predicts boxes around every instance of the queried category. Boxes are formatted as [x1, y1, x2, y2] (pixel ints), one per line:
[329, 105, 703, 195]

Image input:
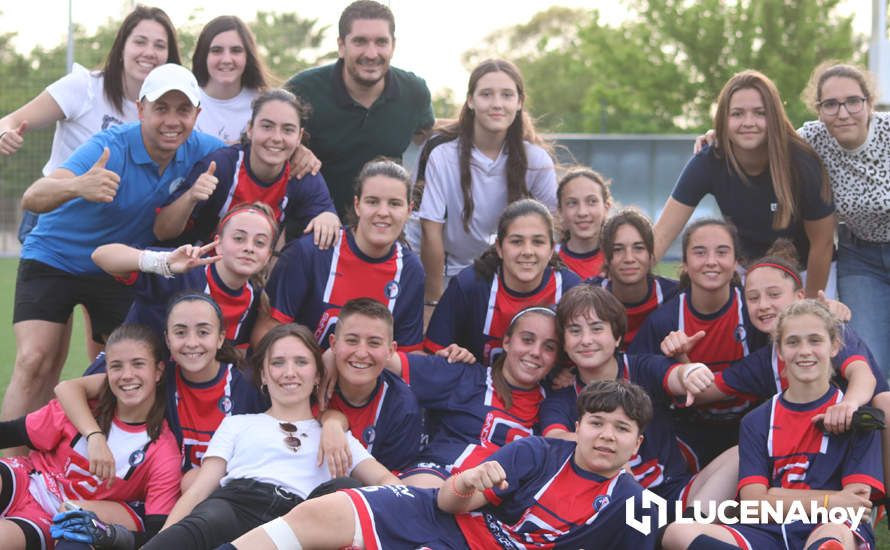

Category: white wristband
[138, 250, 173, 278]
[682, 363, 707, 381]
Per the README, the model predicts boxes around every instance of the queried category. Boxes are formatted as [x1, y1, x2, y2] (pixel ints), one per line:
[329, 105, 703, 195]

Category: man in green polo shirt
[284, 0, 434, 236]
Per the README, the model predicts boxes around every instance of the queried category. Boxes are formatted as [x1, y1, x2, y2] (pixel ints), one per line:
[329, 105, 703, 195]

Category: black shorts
[13, 259, 134, 344]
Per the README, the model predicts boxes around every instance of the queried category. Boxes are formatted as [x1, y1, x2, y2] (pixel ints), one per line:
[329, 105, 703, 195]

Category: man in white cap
[3, 64, 224, 422]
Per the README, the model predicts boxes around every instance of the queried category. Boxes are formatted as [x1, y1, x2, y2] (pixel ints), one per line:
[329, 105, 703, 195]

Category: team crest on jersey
[592, 494, 611, 512]
[129, 449, 146, 467]
[734, 324, 747, 343]
[363, 426, 376, 445]
[218, 396, 233, 414]
[384, 280, 400, 299]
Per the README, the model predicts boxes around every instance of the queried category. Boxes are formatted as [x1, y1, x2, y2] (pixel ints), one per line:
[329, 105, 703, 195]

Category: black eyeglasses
[279, 422, 306, 453]
[817, 96, 867, 116]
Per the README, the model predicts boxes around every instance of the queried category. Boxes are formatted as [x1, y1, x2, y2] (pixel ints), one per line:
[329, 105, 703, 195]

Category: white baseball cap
[139, 63, 201, 106]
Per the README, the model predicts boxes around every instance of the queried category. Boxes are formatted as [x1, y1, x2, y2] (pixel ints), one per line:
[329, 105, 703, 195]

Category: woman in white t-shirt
[144, 323, 397, 550]
[191, 16, 270, 144]
[191, 16, 320, 178]
[0, 6, 179, 405]
[413, 59, 557, 310]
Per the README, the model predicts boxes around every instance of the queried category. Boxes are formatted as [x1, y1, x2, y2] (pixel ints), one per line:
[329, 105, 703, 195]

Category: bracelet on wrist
[424, 300, 439, 307]
[450, 473, 475, 498]
[86, 430, 104, 441]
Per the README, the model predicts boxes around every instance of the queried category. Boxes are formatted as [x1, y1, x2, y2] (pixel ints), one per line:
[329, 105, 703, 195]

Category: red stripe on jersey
[622, 278, 666, 349]
[766, 393, 839, 488]
[679, 288, 754, 417]
[205, 265, 255, 342]
[482, 272, 563, 364]
[453, 376, 545, 471]
[329, 381, 387, 453]
[556, 245, 604, 280]
[218, 150, 290, 221]
[720, 526, 753, 550]
[116, 271, 140, 286]
[678, 288, 748, 369]
[839, 354, 867, 378]
[343, 489, 382, 550]
[175, 365, 234, 468]
[738, 474, 770, 491]
[842, 474, 885, 498]
[314, 229, 405, 341]
[507, 461, 620, 547]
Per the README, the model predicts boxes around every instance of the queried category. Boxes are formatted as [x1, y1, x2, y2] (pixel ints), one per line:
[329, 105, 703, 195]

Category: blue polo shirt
[21, 122, 223, 275]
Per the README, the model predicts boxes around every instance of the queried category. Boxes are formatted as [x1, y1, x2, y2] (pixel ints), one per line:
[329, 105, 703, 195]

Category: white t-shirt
[44, 63, 138, 175]
[195, 88, 259, 144]
[204, 413, 372, 499]
[416, 139, 557, 277]
[799, 112, 890, 242]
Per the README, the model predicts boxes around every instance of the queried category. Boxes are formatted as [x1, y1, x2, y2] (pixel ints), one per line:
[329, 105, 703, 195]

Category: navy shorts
[343, 486, 468, 549]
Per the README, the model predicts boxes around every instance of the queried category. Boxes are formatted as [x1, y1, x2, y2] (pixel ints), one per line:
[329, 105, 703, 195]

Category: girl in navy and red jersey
[1, 324, 181, 549]
[554, 167, 612, 280]
[425, 198, 581, 365]
[541, 285, 738, 516]
[319, 298, 425, 472]
[388, 305, 559, 488]
[677, 245, 890, 517]
[91, 201, 278, 353]
[587, 208, 679, 349]
[255, 159, 424, 351]
[629, 218, 761, 466]
[58, 294, 264, 479]
[663, 300, 883, 550]
[154, 88, 339, 249]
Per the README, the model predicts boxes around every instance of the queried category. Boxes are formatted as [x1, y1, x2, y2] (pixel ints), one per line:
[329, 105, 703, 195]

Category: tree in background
[467, 0, 861, 133]
[0, 11, 334, 197]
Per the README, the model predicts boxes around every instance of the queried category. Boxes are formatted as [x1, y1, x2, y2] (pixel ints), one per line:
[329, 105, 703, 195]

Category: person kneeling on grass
[221, 378, 658, 549]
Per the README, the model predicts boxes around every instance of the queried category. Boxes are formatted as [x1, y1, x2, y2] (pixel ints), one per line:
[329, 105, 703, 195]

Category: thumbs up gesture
[78, 148, 120, 203]
[189, 161, 218, 202]
[0, 120, 28, 156]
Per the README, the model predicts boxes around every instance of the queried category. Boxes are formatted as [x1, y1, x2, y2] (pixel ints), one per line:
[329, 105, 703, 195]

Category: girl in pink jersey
[57, 293, 261, 488]
[0, 324, 180, 549]
[555, 167, 612, 279]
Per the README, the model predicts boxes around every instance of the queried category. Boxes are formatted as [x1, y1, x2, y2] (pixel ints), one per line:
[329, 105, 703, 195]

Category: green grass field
[0, 257, 87, 398]
[0, 256, 887, 546]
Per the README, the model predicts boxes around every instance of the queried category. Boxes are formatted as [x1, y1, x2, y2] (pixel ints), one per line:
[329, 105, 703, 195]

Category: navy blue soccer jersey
[400, 353, 545, 472]
[629, 286, 765, 420]
[424, 265, 581, 365]
[730, 387, 884, 549]
[588, 274, 679, 350]
[717, 327, 890, 399]
[738, 387, 884, 496]
[455, 437, 656, 549]
[265, 229, 424, 350]
[539, 354, 692, 498]
[162, 143, 335, 246]
[326, 369, 424, 471]
[117, 262, 259, 350]
[164, 361, 265, 471]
